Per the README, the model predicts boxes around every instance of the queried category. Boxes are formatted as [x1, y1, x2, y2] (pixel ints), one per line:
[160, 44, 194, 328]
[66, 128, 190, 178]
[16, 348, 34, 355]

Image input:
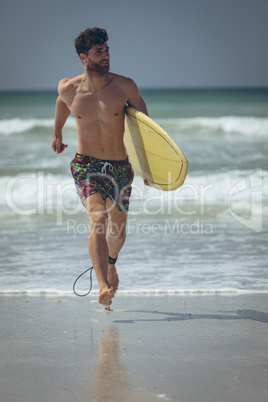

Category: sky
[1, 0, 268, 91]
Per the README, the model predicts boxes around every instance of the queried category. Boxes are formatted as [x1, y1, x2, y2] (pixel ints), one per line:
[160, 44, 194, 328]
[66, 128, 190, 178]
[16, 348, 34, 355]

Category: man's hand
[144, 179, 151, 187]
[52, 135, 68, 154]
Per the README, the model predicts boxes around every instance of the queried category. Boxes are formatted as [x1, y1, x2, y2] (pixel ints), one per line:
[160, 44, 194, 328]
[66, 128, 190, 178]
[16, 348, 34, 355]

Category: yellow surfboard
[124, 107, 188, 191]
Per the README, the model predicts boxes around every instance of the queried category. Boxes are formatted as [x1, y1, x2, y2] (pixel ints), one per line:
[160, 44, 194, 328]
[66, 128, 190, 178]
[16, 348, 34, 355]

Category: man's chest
[70, 87, 127, 121]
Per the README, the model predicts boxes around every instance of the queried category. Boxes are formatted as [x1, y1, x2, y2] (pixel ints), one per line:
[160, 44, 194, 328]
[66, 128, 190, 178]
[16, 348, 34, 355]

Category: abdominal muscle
[76, 116, 127, 161]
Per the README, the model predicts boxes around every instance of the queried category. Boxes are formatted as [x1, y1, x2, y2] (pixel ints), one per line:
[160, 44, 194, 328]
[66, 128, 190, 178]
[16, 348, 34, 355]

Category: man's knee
[89, 207, 108, 234]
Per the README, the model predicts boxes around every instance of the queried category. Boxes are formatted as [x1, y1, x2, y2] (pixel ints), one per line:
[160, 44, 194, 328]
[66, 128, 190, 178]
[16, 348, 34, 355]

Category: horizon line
[1, 85, 268, 94]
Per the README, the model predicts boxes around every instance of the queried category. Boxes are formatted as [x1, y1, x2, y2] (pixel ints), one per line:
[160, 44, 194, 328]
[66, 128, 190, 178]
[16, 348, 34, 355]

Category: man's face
[85, 42, 110, 75]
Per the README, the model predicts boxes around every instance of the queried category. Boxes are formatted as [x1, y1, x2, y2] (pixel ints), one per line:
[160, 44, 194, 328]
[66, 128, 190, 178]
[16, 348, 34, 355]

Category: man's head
[74, 27, 110, 76]
[74, 27, 108, 56]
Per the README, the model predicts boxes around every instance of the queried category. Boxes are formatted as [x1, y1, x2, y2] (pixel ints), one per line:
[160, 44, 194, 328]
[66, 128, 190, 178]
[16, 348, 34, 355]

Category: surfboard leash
[73, 266, 93, 297]
[73, 256, 118, 297]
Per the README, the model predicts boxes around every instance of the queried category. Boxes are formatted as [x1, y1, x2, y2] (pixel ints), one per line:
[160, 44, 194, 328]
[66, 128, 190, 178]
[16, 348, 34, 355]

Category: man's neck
[83, 70, 110, 93]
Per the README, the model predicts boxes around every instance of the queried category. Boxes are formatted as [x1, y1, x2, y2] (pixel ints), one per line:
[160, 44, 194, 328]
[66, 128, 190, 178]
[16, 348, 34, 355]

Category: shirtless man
[52, 27, 148, 306]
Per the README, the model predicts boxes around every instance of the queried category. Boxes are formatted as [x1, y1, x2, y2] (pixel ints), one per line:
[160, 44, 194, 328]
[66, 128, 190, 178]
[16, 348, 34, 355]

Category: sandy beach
[1, 293, 268, 402]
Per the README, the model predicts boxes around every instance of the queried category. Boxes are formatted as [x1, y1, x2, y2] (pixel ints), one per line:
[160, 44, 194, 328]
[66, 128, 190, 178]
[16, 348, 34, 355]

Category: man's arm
[52, 95, 70, 154]
[125, 78, 151, 187]
[126, 79, 149, 116]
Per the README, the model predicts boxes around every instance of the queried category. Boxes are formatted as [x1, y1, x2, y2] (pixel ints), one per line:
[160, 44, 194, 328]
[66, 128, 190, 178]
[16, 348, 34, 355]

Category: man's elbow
[127, 97, 149, 116]
[138, 97, 149, 116]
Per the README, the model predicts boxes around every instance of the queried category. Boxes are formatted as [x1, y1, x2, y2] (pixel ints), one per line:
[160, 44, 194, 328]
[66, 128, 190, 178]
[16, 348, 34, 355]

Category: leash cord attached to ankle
[108, 256, 118, 265]
[73, 266, 93, 297]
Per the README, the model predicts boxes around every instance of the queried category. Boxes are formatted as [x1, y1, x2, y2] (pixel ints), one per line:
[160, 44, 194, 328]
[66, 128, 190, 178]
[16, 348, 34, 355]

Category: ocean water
[0, 89, 267, 295]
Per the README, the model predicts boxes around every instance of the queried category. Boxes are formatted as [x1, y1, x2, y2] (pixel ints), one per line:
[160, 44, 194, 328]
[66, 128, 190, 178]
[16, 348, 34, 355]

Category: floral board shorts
[70, 153, 134, 213]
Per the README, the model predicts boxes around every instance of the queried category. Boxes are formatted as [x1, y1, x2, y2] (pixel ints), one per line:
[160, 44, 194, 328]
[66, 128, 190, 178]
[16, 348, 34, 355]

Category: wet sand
[1, 294, 268, 402]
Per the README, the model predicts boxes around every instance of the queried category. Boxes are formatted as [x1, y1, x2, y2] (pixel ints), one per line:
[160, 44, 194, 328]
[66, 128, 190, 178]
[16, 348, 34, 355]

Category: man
[52, 27, 148, 306]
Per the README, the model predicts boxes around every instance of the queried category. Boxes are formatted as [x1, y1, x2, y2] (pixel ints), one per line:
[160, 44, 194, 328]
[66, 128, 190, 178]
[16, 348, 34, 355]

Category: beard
[86, 60, 110, 76]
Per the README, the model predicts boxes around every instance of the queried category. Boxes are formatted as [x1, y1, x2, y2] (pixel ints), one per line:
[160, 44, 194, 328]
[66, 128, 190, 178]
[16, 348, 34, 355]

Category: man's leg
[83, 193, 114, 306]
[106, 198, 128, 292]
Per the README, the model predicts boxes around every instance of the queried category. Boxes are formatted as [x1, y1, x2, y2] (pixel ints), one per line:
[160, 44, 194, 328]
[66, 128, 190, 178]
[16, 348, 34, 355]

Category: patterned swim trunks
[70, 153, 134, 213]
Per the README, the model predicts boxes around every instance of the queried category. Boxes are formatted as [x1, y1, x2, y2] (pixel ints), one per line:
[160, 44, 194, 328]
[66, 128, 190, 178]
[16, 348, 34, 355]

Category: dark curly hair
[74, 27, 109, 56]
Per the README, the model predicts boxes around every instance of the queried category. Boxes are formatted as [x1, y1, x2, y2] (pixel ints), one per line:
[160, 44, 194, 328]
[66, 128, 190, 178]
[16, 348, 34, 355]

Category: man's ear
[79, 53, 87, 64]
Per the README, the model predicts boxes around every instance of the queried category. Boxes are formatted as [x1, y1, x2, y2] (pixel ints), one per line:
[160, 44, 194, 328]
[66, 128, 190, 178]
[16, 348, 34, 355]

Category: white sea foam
[1, 173, 81, 217]
[1, 115, 268, 137]
[157, 116, 268, 137]
[1, 288, 267, 295]
[1, 169, 267, 219]
[0, 117, 76, 135]
[130, 170, 267, 218]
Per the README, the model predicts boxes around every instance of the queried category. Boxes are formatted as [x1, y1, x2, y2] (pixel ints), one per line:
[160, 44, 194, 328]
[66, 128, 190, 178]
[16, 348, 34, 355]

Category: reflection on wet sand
[90, 325, 125, 401]
[89, 324, 160, 402]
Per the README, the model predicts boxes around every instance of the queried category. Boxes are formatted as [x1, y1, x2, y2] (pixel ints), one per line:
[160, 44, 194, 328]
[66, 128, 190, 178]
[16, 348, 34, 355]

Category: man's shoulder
[58, 75, 83, 91]
[58, 75, 83, 102]
[109, 74, 139, 98]
[109, 73, 137, 88]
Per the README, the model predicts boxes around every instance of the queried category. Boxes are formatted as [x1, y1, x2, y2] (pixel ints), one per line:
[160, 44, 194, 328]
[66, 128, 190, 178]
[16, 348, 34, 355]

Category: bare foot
[108, 264, 119, 292]
[98, 288, 115, 306]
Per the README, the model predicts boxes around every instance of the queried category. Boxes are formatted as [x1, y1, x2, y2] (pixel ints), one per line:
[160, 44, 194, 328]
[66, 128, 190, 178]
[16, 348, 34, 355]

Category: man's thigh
[83, 193, 108, 220]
